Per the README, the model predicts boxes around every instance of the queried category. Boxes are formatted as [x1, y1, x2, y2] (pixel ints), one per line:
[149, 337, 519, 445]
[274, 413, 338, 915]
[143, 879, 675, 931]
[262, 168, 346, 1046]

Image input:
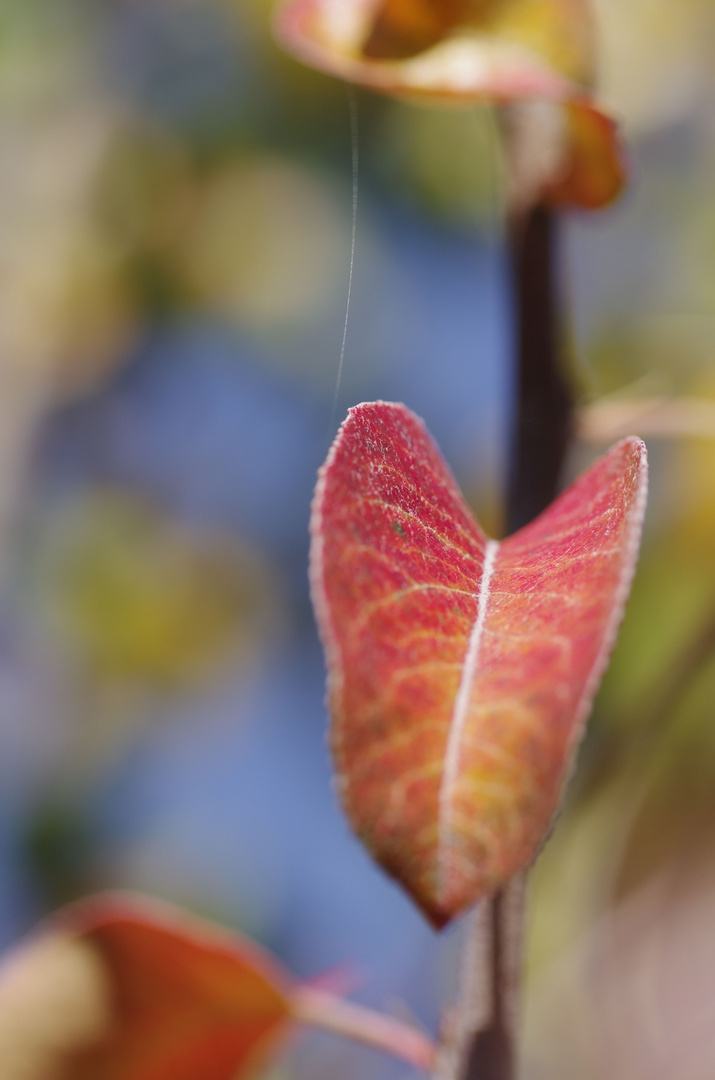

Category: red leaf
[310, 402, 647, 927]
[0, 893, 440, 1078]
[55, 893, 294, 1080]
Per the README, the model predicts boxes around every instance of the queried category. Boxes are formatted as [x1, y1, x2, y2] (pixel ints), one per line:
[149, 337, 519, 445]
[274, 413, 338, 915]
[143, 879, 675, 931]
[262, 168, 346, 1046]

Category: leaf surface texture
[311, 401, 647, 925]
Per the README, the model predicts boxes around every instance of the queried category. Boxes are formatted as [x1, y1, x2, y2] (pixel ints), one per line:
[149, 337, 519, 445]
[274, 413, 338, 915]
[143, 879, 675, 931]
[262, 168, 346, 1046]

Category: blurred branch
[579, 396, 715, 443]
[291, 986, 436, 1072]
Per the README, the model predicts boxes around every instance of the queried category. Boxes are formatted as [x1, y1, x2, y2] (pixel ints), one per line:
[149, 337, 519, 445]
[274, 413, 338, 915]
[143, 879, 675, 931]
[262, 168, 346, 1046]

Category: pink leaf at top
[273, 0, 626, 210]
[310, 401, 647, 927]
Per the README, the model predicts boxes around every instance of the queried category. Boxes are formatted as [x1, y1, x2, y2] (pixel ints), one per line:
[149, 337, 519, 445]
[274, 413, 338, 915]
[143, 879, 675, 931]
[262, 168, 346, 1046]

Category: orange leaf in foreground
[273, 0, 624, 209]
[0, 893, 438, 1079]
[54, 894, 293, 1080]
[310, 402, 647, 927]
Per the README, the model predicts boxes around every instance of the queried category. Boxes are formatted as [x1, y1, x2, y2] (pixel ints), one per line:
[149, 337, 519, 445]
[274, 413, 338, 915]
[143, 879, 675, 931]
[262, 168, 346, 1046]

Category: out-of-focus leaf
[0, 894, 437, 1080]
[274, 0, 577, 102]
[273, 0, 624, 209]
[360, 0, 595, 82]
[49, 894, 292, 1080]
[310, 402, 647, 926]
[360, 0, 473, 62]
[543, 99, 625, 210]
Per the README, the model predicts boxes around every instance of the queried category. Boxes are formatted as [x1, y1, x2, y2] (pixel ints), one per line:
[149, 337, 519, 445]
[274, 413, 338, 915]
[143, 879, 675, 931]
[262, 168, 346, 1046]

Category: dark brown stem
[442, 205, 573, 1080]
[435, 876, 525, 1080]
[505, 203, 573, 534]
[461, 886, 521, 1080]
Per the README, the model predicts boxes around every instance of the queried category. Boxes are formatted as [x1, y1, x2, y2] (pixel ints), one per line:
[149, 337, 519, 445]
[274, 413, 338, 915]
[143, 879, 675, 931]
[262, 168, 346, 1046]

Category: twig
[435, 876, 525, 1080]
[291, 985, 437, 1072]
[578, 395, 715, 443]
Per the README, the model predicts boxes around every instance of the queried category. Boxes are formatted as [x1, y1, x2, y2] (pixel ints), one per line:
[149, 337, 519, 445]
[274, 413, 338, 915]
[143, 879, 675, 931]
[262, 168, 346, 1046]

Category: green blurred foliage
[28, 488, 281, 689]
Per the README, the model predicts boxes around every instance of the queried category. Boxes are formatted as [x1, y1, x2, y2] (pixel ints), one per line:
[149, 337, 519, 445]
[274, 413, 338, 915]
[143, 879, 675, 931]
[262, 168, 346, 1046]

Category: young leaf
[273, 0, 624, 209]
[51, 893, 294, 1080]
[310, 402, 647, 927]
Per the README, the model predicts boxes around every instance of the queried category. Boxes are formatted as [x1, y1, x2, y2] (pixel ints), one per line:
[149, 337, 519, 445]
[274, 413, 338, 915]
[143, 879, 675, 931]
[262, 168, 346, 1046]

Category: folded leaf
[52, 894, 293, 1080]
[310, 402, 647, 926]
[273, 0, 624, 209]
[274, 0, 577, 102]
[361, 0, 470, 61]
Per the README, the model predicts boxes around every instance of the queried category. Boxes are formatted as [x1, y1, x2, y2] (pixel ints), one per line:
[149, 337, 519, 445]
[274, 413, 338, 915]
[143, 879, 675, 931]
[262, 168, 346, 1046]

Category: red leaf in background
[0, 892, 438, 1078]
[57, 894, 294, 1080]
[273, 0, 626, 209]
[310, 402, 647, 927]
[274, 0, 575, 102]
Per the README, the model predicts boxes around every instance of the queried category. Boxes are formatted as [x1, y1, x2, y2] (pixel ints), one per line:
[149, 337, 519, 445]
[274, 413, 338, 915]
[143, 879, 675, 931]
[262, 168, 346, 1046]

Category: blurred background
[1, 0, 715, 1077]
